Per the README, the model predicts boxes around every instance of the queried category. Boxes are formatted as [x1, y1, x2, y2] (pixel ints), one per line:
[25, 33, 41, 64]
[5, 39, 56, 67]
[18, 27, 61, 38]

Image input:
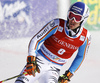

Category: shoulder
[86, 30, 91, 43]
[45, 18, 66, 29]
[82, 27, 91, 36]
[53, 18, 66, 21]
[82, 27, 91, 43]
[83, 27, 91, 38]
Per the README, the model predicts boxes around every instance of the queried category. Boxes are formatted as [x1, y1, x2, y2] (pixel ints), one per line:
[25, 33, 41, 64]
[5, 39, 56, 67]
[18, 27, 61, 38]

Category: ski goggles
[68, 11, 83, 23]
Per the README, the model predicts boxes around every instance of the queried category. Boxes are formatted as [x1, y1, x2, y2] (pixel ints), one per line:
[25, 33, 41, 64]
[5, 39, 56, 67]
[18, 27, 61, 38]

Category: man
[15, 2, 91, 83]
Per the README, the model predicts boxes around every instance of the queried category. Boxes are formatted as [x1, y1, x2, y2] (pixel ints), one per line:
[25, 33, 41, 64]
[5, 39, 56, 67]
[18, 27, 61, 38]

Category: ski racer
[15, 2, 91, 83]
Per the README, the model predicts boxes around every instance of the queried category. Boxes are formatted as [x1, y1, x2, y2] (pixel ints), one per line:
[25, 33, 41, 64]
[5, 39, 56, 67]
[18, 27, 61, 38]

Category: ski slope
[0, 31, 99, 83]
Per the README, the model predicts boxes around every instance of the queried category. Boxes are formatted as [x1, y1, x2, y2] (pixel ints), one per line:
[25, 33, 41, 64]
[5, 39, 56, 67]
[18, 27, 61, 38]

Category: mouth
[69, 23, 74, 27]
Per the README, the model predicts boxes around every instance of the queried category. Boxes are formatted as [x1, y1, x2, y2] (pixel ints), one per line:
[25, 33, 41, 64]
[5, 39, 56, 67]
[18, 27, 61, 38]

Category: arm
[28, 19, 59, 57]
[58, 31, 91, 83]
[26, 19, 59, 76]
[69, 31, 91, 73]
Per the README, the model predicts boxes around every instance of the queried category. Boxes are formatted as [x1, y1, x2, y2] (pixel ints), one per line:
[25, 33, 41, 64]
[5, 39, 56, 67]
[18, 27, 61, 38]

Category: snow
[0, 31, 99, 83]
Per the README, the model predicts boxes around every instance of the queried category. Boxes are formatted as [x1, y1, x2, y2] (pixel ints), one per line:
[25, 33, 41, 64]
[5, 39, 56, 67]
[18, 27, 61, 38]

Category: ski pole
[0, 72, 27, 83]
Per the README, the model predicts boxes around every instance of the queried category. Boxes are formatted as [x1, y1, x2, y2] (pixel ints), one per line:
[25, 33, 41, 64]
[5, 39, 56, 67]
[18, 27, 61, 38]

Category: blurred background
[0, 0, 99, 83]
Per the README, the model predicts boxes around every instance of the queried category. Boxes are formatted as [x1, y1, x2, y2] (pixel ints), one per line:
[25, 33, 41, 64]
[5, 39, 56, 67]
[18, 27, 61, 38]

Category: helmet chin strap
[68, 26, 80, 37]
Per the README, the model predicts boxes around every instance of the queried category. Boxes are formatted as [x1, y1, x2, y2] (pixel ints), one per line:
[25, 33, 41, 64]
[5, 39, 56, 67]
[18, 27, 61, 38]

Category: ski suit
[15, 18, 91, 83]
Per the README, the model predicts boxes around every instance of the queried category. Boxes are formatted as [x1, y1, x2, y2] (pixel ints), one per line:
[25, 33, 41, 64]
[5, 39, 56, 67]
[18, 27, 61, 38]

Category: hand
[58, 70, 73, 83]
[26, 56, 40, 76]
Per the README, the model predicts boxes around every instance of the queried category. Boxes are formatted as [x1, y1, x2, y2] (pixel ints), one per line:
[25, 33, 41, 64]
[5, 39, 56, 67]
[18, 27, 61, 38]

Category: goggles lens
[68, 11, 82, 22]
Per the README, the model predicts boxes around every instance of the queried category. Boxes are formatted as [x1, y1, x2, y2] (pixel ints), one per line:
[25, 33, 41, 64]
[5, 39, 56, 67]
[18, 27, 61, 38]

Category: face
[68, 11, 82, 30]
[68, 19, 81, 30]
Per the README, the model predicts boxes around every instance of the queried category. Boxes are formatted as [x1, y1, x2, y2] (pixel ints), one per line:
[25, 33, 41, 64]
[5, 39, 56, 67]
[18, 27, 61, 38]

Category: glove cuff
[65, 70, 73, 80]
[27, 56, 36, 64]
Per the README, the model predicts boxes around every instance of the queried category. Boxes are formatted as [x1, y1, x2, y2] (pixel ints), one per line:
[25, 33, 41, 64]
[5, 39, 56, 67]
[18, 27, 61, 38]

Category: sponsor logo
[80, 35, 85, 41]
[72, 6, 83, 13]
[37, 26, 49, 39]
[52, 36, 78, 50]
[50, 20, 55, 27]
[41, 45, 67, 63]
[58, 26, 63, 32]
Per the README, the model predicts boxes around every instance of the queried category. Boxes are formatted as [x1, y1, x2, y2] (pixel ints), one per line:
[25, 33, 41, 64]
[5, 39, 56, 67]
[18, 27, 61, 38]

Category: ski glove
[26, 56, 40, 76]
[58, 70, 73, 83]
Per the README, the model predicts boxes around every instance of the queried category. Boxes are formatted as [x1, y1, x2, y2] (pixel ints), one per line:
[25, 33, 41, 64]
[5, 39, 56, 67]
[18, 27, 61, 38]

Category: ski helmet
[67, 2, 89, 25]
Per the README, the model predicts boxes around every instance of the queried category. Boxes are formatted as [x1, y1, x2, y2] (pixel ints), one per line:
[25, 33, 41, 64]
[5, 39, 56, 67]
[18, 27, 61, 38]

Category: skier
[15, 2, 91, 83]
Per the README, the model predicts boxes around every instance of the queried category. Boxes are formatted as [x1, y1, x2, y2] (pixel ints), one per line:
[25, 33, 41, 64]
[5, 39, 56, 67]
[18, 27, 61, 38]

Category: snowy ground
[0, 31, 99, 83]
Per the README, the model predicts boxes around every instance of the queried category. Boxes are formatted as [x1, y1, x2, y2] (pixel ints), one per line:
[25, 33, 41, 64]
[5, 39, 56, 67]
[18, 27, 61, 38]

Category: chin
[69, 26, 74, 29]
